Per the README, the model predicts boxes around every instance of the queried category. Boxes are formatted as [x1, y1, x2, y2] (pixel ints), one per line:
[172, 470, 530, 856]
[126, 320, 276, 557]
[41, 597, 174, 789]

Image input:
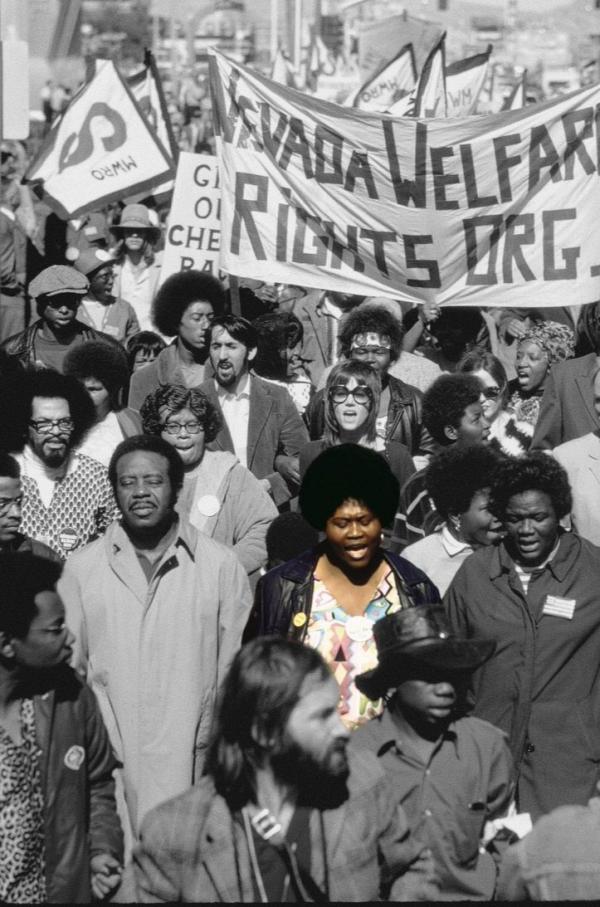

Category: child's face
[395, 670, 469, 725]
[11, 590, 74, 670]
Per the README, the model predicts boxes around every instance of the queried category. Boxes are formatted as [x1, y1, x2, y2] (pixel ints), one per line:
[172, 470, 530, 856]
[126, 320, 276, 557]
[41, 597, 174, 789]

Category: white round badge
[345, 616, 374, 643]
[197, 494, 220, 517]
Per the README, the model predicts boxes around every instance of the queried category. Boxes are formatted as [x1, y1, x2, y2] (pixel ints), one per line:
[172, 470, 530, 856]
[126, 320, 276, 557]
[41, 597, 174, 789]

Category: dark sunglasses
[481, 386, 502, 400]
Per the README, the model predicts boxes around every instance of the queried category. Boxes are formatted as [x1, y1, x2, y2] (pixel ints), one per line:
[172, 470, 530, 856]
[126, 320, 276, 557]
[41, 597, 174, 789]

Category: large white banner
[160, 153, 221, 284]
[210, 51, 600, 307]
[26, 60, 173, 219]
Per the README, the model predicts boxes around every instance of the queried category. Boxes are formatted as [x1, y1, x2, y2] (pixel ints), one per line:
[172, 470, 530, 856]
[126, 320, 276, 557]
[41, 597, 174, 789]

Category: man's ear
[444, 424, 458, 442]
[247, 346, 258, 364]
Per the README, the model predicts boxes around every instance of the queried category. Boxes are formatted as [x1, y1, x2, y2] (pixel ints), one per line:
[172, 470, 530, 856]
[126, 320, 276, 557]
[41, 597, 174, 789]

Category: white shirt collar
[215, 371, 251, 400]
[441, 523, 474, 558]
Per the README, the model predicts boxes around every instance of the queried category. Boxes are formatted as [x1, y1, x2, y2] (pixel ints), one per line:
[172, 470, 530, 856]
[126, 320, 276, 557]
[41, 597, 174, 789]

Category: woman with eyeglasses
[459, 351, 532, 456]
[140, 384, 277, 579]
[299, 360, 415, 498]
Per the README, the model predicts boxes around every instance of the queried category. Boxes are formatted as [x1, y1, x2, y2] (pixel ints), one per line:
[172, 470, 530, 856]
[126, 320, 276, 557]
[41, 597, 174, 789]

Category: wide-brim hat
[355, 604, 496, 701]
[111, 204, 161, 242]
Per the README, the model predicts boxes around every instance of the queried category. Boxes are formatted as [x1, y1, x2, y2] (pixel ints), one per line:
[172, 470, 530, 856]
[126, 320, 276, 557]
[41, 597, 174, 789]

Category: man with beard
[200, 315, 308, 507]
[14, 369, 118, 559]
[131, 637, 432, 902]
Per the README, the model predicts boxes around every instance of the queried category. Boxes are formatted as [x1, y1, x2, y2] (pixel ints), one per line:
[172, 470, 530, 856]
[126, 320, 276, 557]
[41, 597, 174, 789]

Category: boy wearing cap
[2, 264, 115, 371]
[73, 248, 140, 345]
[351, 605, 514, 900]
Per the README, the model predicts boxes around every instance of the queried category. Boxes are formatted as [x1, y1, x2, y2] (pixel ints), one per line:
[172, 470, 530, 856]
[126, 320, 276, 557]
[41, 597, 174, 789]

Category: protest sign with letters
[160, 152, 221, 285]
[26, 59, 173, 219]
[210, 50, 600, 307]
[446, 46, 492, 117]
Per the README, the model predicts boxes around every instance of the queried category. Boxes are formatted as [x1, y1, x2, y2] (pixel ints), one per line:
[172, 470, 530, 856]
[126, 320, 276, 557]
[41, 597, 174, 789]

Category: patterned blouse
[306, 568, 409, 730]
[0, 699, 46, 903]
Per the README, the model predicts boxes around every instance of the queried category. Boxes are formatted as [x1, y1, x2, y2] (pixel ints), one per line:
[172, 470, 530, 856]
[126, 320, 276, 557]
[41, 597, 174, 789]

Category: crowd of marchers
[3, 151, 600, 901]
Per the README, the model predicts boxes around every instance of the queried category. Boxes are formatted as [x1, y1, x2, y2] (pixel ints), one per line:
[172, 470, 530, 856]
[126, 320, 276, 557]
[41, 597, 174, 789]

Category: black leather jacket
[304, 375, 432, 456]
[245, 544, 441, 641]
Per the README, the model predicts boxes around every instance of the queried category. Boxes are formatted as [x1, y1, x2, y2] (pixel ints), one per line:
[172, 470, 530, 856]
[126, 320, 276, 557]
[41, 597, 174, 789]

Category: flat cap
[29, 265, 89, 299]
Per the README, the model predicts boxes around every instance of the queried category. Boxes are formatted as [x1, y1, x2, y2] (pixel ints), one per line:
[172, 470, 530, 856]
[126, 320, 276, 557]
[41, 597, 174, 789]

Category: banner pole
[229, 275, 241, 316]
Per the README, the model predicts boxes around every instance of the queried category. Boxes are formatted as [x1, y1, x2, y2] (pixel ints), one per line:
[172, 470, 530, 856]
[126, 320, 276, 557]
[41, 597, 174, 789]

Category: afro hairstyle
[152, 270, 226, 337]
[299, 443, 399, 529]
[422, 373, 483, 446]
[425, 442, 503, 520]
[489, 451, 572, 521]
[24, 368, 96, 448]
[63, 340, 130, 410]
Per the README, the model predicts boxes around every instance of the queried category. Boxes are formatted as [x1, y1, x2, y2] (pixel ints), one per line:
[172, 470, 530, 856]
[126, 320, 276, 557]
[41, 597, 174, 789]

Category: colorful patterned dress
[305, 568, 410, 730]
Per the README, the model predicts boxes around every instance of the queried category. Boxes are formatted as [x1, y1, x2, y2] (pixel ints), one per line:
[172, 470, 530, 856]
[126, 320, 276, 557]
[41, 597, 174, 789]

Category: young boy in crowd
[351, 604, 514, 900]
[0, 553, 123, 903]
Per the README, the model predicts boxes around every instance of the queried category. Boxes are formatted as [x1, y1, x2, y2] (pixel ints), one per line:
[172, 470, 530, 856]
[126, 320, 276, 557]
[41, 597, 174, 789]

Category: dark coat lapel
[247, 379, 274, 470]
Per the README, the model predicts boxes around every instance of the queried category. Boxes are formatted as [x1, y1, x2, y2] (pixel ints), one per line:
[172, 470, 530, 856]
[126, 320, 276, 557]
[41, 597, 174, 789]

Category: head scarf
[519, 321, 575, 366]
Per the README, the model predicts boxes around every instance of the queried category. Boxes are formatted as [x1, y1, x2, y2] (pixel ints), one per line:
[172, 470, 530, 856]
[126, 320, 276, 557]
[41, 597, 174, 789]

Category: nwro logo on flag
[26, 59, 174, 219]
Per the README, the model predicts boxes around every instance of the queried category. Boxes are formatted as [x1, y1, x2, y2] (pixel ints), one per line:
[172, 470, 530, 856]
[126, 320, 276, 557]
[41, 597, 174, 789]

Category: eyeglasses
[162, 420, 204, 435]
[0, 495, 22, 515]
[29, 418, 74, 434]
[329, 386, 372, 406]
[480, 386, 502, 400]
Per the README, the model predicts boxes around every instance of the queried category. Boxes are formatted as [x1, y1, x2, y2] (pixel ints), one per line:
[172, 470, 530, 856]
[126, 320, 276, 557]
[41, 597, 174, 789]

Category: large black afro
[489, 452, 572, 521]
[152, 270, 226, 336]
[425, 442, 503, 520]
[299, 443, 399, 530]
[63, 340, 130, 406]
[422, 374, 483, 446]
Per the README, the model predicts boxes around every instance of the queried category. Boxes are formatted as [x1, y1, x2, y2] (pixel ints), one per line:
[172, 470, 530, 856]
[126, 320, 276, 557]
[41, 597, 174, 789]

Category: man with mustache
[14, 369, 118, 560]
[131, 637, 432, 902]
[200, 315, 309, 508]
[58, 434, 252, 856]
